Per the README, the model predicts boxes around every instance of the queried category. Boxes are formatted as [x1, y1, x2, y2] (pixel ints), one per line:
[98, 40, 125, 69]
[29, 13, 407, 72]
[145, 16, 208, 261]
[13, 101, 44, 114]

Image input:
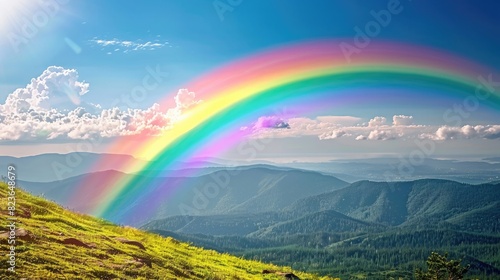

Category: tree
[415, 252, 470, 280]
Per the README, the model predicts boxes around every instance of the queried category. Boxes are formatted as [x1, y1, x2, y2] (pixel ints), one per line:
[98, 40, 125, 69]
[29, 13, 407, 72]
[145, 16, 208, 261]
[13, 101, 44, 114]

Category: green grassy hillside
[0, 183, 337, 280]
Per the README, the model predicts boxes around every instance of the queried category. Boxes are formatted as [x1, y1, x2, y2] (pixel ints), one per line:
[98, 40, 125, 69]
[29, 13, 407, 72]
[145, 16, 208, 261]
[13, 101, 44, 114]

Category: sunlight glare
[0, 0, 36, 34]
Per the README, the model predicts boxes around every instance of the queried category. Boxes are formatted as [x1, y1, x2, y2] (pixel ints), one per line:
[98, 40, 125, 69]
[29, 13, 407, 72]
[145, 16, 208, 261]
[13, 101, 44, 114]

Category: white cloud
[425, 125, 500, 140]
[0, 67, 201, 141]
[319, 129, 350, 140]
[393, 115, 414, 126]
[355, 135, 367, 141]
[3, 72, 498, 145]
[1, 66, 89, 114]
[251, 115, 414, 140]
[315, 116, 363, 126]
[249, 114, 491, 142]
[367, 129, 395, 141]
[368, 116, 387, 127]
[174, 89, 200, 109]
[90, 38, 169, 53]
[250, 116, 362, 139]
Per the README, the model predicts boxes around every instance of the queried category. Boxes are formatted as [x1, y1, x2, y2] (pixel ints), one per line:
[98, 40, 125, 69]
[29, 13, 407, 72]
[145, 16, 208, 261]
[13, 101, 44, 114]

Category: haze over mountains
[13, 153, 500, 223]
[4, 153, 500, 183]
[0, 153, 228, 183]
[0, 153, 147, 182]
[283, 158, 500, 184]
[19, 165, 349, 220]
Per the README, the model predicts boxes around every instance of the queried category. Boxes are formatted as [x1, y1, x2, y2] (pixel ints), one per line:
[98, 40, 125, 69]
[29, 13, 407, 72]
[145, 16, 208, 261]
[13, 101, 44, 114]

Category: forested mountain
[287, 179, 500, 229]
[144, 179, 500, 279]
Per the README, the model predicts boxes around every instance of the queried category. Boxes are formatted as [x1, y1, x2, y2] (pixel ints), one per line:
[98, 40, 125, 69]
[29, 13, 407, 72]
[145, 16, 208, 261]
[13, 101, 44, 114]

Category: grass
[0, 182, 339, 279]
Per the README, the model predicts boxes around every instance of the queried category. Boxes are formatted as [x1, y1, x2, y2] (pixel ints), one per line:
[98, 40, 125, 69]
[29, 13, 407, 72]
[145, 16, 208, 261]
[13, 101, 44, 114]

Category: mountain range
[0, 182, 334, 280]
[12, 154, 500, 279]
[18, 165, 348, 221]
[142, 178, 500, 279]
[4, 152, 500, 184]
[283, 158, 500, 184]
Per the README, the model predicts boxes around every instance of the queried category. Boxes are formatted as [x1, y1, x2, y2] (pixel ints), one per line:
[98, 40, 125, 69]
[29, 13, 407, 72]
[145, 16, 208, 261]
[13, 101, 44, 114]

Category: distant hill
[19, 166, 348, 222]
[287, 179, 500, 228]
[0, 153, 147, 182]
[0, 153, 228, 182]
[165, 166, 348, 217]
[204, 167, 348, 215]
[132, 164, 296, 178]
[483, 157, 500, 163]
[5, 152, 500, 184]
[248, 210, 386, 239]
[283, 158, 500, 184]
[144, 179, 500, 237]
[0, 183, 335, 279]
[19, 170, 135, 208]
[143, 179, 500, 279]
[143, 212, 293, 236]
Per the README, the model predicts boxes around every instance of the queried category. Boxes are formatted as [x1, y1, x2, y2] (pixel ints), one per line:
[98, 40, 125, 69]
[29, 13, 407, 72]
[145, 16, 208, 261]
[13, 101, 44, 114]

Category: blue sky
[2, 0, 500, 104]
[1, 0, 500, 159]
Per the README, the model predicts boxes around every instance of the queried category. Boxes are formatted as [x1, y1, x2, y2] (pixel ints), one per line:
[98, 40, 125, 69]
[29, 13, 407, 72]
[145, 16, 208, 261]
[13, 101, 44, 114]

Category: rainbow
[71, 40, 499, 225]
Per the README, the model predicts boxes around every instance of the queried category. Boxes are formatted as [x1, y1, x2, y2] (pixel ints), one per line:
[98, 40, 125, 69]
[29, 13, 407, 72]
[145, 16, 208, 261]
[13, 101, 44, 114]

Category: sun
[0, 0, 34, 35]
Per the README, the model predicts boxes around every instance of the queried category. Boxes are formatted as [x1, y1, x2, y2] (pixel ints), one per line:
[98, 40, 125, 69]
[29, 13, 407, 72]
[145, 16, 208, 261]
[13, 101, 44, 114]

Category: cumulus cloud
[174, 89, 200, 109]
[425, 125, 500, 140]
[0, 67, 201, 141]
[263, 117, 500, 141]
[250, 114, 450, 141]
[90, 38, 170, 53]
[393, 115, 414, 126]
[367, 129, 395, 141]
[258, 117, 500, 142]
[368, 116, 387, 127]
[250, 116, 360, 139]
[4, 72, 498, 145]
[355, 135, 367, 141]
[1, 66, 89, 114]
[319, 129, 350, 140]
